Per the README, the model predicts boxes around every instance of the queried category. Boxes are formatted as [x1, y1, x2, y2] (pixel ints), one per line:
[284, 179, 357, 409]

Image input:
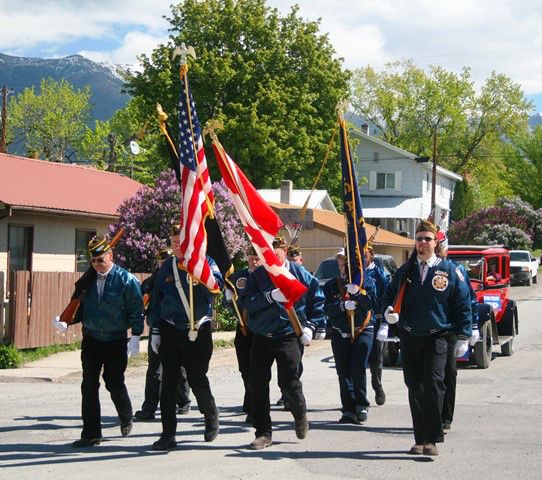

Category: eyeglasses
[415, 236, 435, 242]
[91, 257, 106, 264]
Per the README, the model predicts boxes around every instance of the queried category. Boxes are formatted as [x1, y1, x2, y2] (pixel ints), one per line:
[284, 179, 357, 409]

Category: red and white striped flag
[176, 73, 219, 292]
[211, 140, 307, 308]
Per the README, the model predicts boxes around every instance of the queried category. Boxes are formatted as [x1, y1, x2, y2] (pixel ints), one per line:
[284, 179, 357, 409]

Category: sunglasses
[415, 236, 435, 242]
[91, 257, 106, 264]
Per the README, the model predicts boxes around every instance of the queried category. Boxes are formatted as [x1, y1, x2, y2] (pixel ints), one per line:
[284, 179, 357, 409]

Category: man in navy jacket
[382, 220, 471, 456]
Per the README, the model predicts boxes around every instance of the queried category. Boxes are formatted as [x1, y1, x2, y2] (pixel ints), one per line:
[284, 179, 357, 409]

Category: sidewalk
[0, 330, 236, 383]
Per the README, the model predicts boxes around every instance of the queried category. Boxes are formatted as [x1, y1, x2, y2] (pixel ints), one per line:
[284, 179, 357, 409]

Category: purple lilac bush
[110, 171, 249, 272]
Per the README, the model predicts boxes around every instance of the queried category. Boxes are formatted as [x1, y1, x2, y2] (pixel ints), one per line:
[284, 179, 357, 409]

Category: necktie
[420, 261, 427, 283]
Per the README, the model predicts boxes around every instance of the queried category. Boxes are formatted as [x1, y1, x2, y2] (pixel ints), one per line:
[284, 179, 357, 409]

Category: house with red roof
[0, 153, 144, 300]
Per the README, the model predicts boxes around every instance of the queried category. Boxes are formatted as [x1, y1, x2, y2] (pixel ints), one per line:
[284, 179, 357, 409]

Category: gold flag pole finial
[203, 119, 224, 143]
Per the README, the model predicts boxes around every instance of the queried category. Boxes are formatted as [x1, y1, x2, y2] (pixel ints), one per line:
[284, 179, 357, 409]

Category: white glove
[314, 331, 326, 340]
[376, 323, 389, 341]
[188, 329, 199, 342]
[469, 327, 480, 346]
[52, 316, 68, 332]
[224, 289, 234, 302]
[343, 300, 357, 311]
[271, 288, 288, 303]
[384, 306, 399, 324]
[127, 335, 140, 357]
[151, 333, 161, 354]
[345, 283, 360, 295]
[300, 327, 313, 346]
[454, 339, 469, 358]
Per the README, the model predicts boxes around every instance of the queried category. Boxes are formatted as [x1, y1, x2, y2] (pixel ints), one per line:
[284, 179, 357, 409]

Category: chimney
[361, 123, 369, 134]
[280, 179, 293, 205]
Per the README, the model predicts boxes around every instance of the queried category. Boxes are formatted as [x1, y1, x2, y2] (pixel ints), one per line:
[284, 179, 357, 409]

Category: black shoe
[375, 387, 386, 406]
[177, 403, 191, 415]
[72, 437, 101, 448]
[204, 408, 219, 442]
[294, 415, 309, 439]
[356, 409, 368, 423]
[248, 435, 272, 450]
[120, 420, 133, 437]
[443, 422, 452, 431]
[339, 412, 359, 425]
[135, 410, 155, 421]
[152, 436, 177, 451]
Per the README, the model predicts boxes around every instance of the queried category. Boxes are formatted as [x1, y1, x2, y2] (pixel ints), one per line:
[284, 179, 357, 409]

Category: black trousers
[250, 334, 306, 438]
[399, 331, 448, 445]
[442, 333, 458, 426]
[368, 318, 383, 392]
[279, 342, 304, 402]
[158, 322, 216, 438]
[80, 334, 132, 439]
[141, 331, 191, 414]
[234, 325, 253, 412]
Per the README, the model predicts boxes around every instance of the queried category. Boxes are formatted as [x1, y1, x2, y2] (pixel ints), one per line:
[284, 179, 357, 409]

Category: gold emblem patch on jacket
[432, 275, 449, 291]
[236, 277, 247, 289]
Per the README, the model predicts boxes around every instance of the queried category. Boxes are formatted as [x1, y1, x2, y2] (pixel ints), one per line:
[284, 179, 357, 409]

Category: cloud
[79, 31, 168, 69]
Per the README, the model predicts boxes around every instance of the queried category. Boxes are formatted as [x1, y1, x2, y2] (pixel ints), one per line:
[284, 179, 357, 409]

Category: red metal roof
[0, 153, 144, 217]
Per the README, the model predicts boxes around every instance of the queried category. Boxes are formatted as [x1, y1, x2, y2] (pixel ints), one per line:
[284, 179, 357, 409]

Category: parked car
[509, 250, 539, 286]
[314, 253, 398, 288]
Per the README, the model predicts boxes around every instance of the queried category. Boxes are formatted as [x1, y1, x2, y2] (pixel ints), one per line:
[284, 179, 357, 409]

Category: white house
[351, 127, 462, 238]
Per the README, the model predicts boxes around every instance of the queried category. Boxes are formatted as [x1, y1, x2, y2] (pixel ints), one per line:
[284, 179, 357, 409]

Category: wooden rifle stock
[287, 308, 303, 337]
[352, 311, 372, 342]
[59, 227, 126, 326]
[143, 293, 151, 308]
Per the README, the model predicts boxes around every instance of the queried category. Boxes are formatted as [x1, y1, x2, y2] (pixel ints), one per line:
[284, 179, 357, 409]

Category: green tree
[8, 78, 91, 162]
[450, 179, 474, 221]
[126, 0, 350, 196]
[506, 126, 542, 208]
[78, 97, 165, 184]
[350, 62, 532, 204]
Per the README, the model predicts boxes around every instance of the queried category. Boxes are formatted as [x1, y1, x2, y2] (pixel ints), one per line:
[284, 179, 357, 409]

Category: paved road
[1, 284, 541, 480]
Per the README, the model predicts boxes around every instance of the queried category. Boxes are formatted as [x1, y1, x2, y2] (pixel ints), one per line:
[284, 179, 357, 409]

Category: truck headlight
[521, 266, 529, 272]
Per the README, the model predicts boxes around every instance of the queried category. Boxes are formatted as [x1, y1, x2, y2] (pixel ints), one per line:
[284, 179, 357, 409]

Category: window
[75, 229, 96, 272]
[8, 225, 33, 272]
[373, 152, 379, 162]
[376, 172, 395, 190]
[426, 173, 430, 192]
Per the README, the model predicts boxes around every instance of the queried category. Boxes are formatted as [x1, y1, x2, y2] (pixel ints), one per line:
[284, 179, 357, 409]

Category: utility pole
[430, 126, 438, 223]
[0, 86, 14, 153]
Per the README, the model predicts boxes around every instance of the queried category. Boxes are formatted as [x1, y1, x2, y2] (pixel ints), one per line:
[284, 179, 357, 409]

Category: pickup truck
[509, 250, 539, 286]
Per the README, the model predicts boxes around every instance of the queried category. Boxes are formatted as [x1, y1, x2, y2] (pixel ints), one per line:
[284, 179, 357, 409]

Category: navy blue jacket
[323, 275, 377, 334]
[241, 261, 326, 339]
[80, 264, 144, 341]
[365, 262, 391, 319]
[149, 256, 223, 330]
[382, 256, 472, 338]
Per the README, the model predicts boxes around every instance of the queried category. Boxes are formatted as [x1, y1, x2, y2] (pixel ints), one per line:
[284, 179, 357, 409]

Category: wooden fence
[6, 271, 150, 349]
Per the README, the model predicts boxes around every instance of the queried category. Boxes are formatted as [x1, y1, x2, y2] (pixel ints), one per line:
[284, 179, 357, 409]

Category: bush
[214, 295, 238, 331]
[0, 344, 23, 369]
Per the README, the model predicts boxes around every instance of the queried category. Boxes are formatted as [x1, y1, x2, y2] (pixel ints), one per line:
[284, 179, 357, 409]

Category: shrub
[214, 295, 238, 331]
[0, 344, 23, 369]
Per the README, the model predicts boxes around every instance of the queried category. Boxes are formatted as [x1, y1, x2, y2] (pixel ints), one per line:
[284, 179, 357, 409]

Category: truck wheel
[382, 342, 399, 367]
[474, 321, 492, 369]
[501, 308, 517, 357]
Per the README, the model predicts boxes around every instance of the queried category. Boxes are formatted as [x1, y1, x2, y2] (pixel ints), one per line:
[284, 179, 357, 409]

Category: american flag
[176, 74, 219, 292]
[212, 141, 307, 309]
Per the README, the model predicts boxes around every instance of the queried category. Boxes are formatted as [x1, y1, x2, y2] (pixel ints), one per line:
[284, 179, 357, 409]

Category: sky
[0, 0, 541, 112]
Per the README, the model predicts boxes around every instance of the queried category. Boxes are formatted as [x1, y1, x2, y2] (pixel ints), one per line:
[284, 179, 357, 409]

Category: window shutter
[394, 171, 402, 191]
[369, 170, 376, 191]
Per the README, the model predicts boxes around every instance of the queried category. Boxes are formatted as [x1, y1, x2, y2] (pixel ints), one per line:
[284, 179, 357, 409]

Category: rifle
[59, 227, 125, 325]
[392, 249, 417, 314]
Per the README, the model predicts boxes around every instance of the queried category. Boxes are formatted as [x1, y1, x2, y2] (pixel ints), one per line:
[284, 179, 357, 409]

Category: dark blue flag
[339, 117, 367, 289]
